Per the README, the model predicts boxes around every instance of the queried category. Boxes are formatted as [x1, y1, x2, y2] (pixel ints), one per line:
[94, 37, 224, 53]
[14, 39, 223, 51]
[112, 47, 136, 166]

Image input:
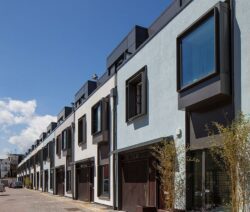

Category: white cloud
[0, 98, 37, 125]
[0, 98, 56, 152]
[0, 148, 11, 159]
[9, 115, 55, 151]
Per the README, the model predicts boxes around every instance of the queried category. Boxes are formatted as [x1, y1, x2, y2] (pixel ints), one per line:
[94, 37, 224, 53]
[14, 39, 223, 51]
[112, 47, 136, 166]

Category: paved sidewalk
[0, 188, 116, 212]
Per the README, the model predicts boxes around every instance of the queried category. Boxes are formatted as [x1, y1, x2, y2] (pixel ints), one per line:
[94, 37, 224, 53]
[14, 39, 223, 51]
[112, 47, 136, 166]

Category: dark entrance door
[76, 162, 94, 202]
[186, 150, 230, 211]
[36, 172, 39, 190]
[120, 151, 157, 212]
[56, 167, 65, 196]
[44, 170, 48, 192]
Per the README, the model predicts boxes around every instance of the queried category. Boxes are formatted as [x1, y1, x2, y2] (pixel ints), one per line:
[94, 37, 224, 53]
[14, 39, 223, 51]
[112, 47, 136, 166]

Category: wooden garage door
[77, 166, 94, 202]
[122, 159, 148, 212]
[56, 168, 64, 196]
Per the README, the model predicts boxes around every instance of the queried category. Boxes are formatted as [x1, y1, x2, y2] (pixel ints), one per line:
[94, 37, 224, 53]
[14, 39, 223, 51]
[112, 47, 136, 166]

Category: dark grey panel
[106, 26, 148, 69]
[149, 0, 192, 36]
[74, 80, 97, 104]
[57, 106, 73, 122]
[188, 101, 234, 150]
[178, 2, 231, 110]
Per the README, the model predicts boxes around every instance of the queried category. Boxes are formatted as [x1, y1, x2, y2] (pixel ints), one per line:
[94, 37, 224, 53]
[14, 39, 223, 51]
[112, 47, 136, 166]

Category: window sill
[127, 112, 146, 124]
[177, 70, 218, 92]
[98, 195, 110, 200]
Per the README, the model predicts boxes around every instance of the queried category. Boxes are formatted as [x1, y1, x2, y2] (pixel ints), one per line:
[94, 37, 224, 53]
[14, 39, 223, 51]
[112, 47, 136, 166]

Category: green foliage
[24, 176, 32, 188]
[209, 113, 250, 212]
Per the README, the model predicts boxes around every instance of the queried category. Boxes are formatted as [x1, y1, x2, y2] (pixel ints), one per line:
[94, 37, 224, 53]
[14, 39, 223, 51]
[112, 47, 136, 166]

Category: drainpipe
[112, 73, 118, 210]
[229, 0, 236, 117]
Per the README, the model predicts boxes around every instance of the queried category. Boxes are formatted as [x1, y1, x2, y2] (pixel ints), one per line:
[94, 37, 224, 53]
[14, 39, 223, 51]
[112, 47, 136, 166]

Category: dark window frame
[62, 129, 67, 151]
[177, 7, 219, 92]
[97, 143, 110, 198]
[66, 170, 71, 192]
[50, 170, 54, 189]
[78, 115, 87, 145]
[56, 135, 61, 157]
[91, 101, 102, 135]
[126, 66, 147, 122]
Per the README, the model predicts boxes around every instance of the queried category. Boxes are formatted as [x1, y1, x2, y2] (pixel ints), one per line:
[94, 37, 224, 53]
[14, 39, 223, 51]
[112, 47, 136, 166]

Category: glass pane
[102, 165, 109, 195]
[205, 152, 230, 211]
[181, 15, 215, 88]
[192, 151, 203, 210]
[97, 105, 101, 132]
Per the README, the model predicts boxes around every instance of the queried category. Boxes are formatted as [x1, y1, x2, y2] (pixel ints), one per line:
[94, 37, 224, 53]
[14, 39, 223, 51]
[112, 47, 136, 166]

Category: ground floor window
[66, 170, 71, 192]
[186, 150, 230, 211]
[98, 164, 109, 196]
[40, 172, 43, 189]
[50, 170, 54, 190]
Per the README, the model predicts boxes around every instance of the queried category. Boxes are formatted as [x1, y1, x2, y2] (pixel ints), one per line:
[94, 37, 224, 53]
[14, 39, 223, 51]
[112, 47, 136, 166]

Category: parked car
[0, 183, 6, 192]
[12, 181, 23, 189]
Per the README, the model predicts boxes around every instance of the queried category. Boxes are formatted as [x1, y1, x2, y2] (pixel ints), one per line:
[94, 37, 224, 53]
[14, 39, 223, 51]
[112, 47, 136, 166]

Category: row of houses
[17, 0, 250, 211]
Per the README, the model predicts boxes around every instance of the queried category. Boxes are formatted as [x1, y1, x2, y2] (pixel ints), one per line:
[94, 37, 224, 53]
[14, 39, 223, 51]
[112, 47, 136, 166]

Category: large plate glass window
[177, 9, 218, 90]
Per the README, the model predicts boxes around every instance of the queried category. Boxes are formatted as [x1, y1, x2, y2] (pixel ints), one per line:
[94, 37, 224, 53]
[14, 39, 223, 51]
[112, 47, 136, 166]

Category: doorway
[76, 162, 94, 202]
[56, 167, 65, 196]
[186, 150, 230, 211]
[44, 170, 48, 192]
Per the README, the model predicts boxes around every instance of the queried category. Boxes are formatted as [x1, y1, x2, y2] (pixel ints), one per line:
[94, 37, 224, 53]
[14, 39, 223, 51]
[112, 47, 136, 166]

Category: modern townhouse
[73, 74, 115, 206]
[41, 122, 57, 193]
[54, 107, 74, 197]
[17, 0, 250, 211]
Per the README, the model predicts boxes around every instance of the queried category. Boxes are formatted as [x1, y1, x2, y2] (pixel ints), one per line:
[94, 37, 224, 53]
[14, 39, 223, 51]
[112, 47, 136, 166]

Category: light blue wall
[116, 0, 225, 151]
[234, 0, 250, 115]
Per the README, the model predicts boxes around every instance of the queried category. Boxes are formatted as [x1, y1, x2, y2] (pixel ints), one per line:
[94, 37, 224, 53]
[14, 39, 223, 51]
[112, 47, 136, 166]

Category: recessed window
[66, 170, 71, 192]
[99, 165, 109, 196]
[92, 103, 102, 135]
[177, 11, 217, 90]
[78, 115, 87, 144]
[62, 130, 67, 150]
[98, 143, 110, 197]
[50, 170, 54, 189]
[56, 135, 61, 156]
[126, 66, 147, 122]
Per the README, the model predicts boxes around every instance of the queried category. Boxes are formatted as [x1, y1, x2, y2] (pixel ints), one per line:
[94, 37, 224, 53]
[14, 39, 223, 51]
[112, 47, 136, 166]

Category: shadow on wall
[233, 0, 242, 113]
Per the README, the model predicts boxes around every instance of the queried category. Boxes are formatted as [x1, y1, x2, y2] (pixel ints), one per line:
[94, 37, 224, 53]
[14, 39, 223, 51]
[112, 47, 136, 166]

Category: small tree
[209, 113, 250, 212]
[151, 138, 190, 210]
[152, 139, 176, 210]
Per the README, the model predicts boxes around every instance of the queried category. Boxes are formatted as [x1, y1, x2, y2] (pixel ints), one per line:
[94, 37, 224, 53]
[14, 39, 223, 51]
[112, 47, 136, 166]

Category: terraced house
[17, 0, 250, 211]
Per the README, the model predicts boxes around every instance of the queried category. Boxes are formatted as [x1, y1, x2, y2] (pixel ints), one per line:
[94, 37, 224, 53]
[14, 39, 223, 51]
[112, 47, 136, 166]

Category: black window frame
[56, 135, 61, 157]
[66, 170, 71, 192]
[126, 66, 147, 122]
[91, 101, 102, 135]
[78, 115, 87, 145]
[177, 7, 219, 92]
[62, 129, 67, 151]
[50, 169, 54, 190]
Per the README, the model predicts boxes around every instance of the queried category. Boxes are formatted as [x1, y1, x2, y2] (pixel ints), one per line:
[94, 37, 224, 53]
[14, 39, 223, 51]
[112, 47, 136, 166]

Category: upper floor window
[56, 135, 61, 156]
[92, 102, 102, 135]
[78, 115, 87, 144]
[126, 66, 147, 122]
[62, 130, 67, 150]
[177, 11, 217, 90]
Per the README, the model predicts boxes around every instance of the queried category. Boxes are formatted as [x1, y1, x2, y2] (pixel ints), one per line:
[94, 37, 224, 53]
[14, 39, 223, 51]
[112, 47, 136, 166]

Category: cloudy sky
[0, 0, 171, 158]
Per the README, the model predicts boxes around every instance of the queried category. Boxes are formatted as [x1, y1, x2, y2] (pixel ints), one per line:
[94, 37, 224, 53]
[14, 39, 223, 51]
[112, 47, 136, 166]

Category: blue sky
[0, 0, 172, 157]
